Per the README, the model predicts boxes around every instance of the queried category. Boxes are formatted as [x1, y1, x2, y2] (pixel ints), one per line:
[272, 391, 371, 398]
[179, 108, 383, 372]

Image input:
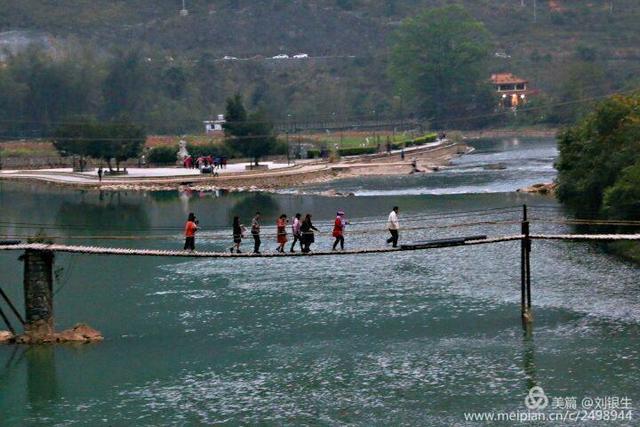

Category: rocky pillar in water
[23, 250, 55, 337]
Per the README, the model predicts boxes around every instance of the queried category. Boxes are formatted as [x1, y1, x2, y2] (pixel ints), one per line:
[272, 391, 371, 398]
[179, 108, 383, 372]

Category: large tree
[53, 120, 146, 172]
[556, 94, 640, 217]
[223, 95, 277, 166]
[389, 5, 492, 128]
[102, 50, 151, 121]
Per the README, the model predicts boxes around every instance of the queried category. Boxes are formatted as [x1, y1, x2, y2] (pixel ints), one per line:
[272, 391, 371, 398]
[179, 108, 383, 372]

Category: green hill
[0, 1, 638, 131]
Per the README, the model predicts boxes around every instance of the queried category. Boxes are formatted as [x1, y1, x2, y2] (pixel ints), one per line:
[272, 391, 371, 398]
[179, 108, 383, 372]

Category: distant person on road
[332, 210, 348, 251]
[251, 211, 262, 254]
[184, 212, 199, 251]
[230, 216, 244, 253]
[410, 157, 424, 174]
[301, 214, 319, 253]
[400, 149, 405, 161]
[97, 166, 103, 182]
[290, 213, 303, 252]
[386, 206, 400, 248]
[276, 214, 288, 253]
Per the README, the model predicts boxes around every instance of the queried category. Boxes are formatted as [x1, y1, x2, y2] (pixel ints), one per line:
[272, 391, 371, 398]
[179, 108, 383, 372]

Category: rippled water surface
[0, 138, 638, 425]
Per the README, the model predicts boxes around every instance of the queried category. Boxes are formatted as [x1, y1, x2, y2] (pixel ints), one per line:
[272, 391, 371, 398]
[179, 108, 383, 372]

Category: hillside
[2, 1, 638, 60]
[0, 0, 639, 130]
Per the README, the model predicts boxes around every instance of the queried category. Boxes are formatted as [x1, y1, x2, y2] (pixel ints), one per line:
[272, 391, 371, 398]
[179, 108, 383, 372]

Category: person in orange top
[332, 210, 347, 251]
[276, 214, 288, 253]
[184, 212, 198, 251]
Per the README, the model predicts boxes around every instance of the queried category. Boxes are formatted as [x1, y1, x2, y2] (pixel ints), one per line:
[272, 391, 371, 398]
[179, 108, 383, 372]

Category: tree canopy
[223, 95, 277, 166]
[53, 120, 146, 171]
[556, 93, 640, 219]
[389, 5, 493, 128]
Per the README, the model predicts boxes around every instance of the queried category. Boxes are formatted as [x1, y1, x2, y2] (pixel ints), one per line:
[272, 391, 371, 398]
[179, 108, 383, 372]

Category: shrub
[307, 149, 320, 159]
[272, 139, 289, 155]
[401, 133, 438, 148]
[337, 146, 377, 156]
[147, 145, 177, 165]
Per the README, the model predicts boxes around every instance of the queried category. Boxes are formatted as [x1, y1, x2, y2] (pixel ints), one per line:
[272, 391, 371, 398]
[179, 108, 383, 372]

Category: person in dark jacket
[251, 211, 261, 254]
[230, 216, 244, 253]
[300, 213, 319, 253]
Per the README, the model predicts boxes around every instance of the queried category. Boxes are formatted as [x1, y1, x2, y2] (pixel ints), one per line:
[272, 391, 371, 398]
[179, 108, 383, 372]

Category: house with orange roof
[491, 73, 531, 108]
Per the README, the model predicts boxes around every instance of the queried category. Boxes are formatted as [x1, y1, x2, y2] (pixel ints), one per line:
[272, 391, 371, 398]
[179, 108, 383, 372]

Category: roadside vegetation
[556, 93, 640, 261]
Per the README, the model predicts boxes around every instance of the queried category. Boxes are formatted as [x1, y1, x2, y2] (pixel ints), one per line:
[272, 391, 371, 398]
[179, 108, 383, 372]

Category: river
[0, 137, 637, 425]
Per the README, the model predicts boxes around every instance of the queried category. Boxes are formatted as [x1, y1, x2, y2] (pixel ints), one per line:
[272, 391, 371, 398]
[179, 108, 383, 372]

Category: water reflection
[230, 193, 279, 222]
[522, 327, 538, 391]
[55, 198, 150, 234]
[27, 346, 58, 408]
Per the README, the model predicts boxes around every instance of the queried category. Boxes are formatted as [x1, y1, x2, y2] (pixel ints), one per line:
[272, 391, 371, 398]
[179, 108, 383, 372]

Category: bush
[307, 149, 320, 159]
[400, 133, 438, 148]
[147, 145, 177, 165]
[272, 139, 289, 155]
[337, 146, 377, 156]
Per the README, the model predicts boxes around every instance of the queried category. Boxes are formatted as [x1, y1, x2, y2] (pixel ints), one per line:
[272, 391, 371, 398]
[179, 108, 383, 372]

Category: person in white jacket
[386, 206, 400, 247]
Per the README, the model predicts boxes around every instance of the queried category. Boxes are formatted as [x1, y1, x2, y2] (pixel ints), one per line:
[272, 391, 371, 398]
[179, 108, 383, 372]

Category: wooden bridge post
[521, 205, 533, 323]
[22, 250, 55, 337]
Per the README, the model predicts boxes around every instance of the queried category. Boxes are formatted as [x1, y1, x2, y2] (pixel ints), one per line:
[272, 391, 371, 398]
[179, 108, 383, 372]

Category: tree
[2, 47, 99, 135]
[52, 120, 102, 171]
[53, 120, 146, 172]
[99, 121, 146, 171]
[389, 5, 492, 128]
[223, 95, 277, 166]
[556, 94, 640, 216]
[161, 66, 187, 100]
[549, 60, 608, 124]
[102, 50, 151, 121]
[603, 160, 640, 220]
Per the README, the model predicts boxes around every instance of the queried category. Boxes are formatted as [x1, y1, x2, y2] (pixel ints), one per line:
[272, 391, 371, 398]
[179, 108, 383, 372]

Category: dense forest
[0, 1, 639, 134]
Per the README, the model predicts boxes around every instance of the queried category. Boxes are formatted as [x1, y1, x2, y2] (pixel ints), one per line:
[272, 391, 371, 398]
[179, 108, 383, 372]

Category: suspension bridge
[0, 205, 639, 343]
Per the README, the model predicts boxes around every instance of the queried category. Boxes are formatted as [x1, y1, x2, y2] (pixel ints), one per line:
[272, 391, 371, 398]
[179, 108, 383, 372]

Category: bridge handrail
[3, 233, 640, 258]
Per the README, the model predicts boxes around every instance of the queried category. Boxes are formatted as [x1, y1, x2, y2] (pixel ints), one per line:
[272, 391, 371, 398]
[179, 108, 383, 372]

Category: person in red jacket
[184, 212, 198, 251]
[332, 210, 347, 251]
[276, 214, 288, 253]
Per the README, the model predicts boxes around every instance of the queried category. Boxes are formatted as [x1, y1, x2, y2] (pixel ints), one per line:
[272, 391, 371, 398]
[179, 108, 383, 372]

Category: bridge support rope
[0, 234, 639, 258]
[0, 236, 524, 258]
[1, 231, 639, 341]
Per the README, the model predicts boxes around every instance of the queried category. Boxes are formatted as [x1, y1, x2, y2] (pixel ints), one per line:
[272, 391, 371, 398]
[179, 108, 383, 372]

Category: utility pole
[286, 113, 291, 165]
[533, 0, 537, 23]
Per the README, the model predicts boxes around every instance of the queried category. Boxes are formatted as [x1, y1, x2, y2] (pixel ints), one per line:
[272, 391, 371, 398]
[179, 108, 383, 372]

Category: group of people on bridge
[183, 206, 401, 254]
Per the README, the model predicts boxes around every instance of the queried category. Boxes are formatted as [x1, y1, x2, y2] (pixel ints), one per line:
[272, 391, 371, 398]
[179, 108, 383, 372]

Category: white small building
[204, 114, 225, 134]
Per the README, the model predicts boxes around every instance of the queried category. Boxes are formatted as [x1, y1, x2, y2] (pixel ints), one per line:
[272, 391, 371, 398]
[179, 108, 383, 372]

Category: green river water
[0, 138, 638, 426]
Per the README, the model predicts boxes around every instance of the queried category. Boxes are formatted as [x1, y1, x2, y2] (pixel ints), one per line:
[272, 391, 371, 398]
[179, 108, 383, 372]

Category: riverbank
[0, 140, 470, 193]
[458, 127, 558, 140]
